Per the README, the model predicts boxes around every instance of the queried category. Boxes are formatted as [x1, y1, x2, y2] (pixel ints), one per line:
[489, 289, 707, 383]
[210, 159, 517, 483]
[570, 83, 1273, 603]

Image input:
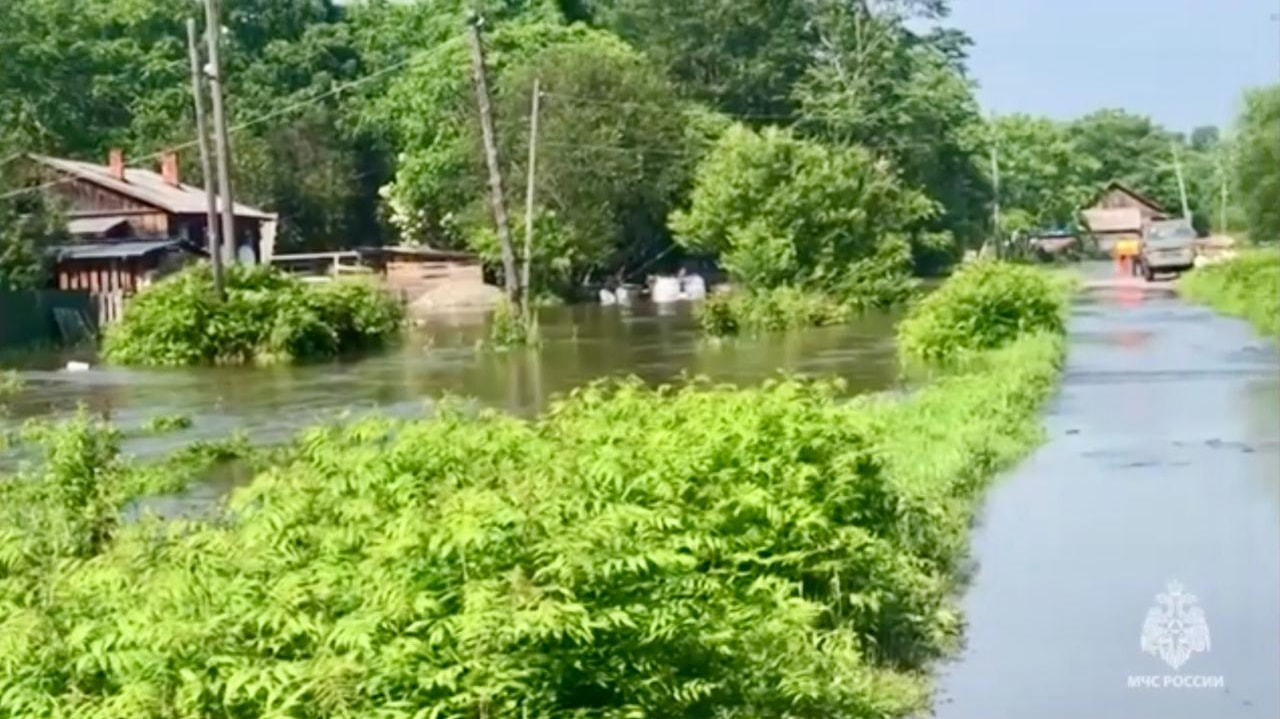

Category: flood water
[932, 265, 1280, 719]
[3, 301, 902, 460]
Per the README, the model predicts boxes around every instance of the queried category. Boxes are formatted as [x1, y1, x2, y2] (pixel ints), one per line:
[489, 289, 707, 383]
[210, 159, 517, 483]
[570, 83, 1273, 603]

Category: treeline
[1, 0, 1276, 297]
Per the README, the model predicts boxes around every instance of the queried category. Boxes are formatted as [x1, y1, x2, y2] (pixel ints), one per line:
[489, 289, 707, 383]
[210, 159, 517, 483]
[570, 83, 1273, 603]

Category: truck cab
[1138, 220, 1197, 281]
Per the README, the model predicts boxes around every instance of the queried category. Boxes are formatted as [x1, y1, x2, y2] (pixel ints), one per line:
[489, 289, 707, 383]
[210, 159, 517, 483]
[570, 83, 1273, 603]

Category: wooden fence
[95, 291, 126, 328]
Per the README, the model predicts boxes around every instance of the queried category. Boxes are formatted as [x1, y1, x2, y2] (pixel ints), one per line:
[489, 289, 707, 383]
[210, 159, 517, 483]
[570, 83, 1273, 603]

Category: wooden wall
[56, 258, 149, 294]
[52, 180, 170, 237]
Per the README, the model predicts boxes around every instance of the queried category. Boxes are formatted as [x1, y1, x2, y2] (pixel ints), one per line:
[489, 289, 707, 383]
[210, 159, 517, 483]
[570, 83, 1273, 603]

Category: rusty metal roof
[31, 154, 273, 220]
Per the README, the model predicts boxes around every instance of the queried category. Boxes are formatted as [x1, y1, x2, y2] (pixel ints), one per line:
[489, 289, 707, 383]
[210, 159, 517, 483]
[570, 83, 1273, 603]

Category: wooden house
[20, 150, 277, 324]
[29, 149, 276, 262]
[1081, 182, 1170, 253]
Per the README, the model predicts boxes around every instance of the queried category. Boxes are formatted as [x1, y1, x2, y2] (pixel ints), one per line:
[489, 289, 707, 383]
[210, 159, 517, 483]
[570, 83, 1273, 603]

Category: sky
[946, 0, 1280, 132]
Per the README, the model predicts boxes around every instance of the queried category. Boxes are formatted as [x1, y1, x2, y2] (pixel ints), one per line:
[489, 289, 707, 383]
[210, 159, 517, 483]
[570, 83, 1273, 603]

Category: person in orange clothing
[1114, 237, 1141, 276]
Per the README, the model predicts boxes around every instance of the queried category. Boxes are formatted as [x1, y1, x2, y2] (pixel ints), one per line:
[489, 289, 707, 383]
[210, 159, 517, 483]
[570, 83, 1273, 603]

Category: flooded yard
[3, 301, 903, 459]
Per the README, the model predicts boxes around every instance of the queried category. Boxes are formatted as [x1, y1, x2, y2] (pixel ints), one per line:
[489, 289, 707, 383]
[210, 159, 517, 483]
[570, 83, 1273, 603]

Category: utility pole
[185, 18, 224, 297]
[521, 78, 541, 316]
[1217, 149, 1229, 233]
[990, 121, 1001, 259]
[1171, 140, 1192, 223]
[467, 12, 520, 307]
[204, 0, 237, 266]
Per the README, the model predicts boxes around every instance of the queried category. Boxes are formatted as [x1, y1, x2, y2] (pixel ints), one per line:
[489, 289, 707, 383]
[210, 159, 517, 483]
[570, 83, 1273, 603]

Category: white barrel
[681, 274, 707, 300]
[599, 288, 618, 305]
[651, 276, 681, 304]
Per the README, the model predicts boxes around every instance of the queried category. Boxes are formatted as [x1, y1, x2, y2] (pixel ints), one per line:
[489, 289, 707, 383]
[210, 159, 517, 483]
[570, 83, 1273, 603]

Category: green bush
[671, 124, 933, 296]
[102, 264, 404, 366]
[897, 261, 1071, 365]
[697, 286, 855, 336]
[1179, 251, 1280, 335]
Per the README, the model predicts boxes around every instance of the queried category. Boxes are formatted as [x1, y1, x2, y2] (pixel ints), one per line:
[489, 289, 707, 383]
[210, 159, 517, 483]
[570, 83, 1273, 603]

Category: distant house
[28, 149, 277, 263]
[1081, 182, 1170, 254]
[19, 150, 277, 324]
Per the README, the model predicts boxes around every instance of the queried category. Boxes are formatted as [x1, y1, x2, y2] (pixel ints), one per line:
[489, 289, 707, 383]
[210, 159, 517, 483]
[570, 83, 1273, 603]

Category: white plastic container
[681, 274, 707, 300]
[651, 276, 682, 304]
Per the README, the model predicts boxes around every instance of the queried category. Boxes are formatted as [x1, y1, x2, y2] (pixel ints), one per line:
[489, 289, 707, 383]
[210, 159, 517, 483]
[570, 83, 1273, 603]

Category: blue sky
[947, 0, 1280, 132]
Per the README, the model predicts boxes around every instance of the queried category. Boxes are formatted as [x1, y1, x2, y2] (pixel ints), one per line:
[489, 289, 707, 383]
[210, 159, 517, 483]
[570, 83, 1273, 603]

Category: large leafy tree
[596, 0, 815, 120]
[987, 114, 1099, 235]
[1232, 85, 1280, 242]
[793, 0, 988, 267]
[378, 19, 695, 296]
[671, 124, 934, 291]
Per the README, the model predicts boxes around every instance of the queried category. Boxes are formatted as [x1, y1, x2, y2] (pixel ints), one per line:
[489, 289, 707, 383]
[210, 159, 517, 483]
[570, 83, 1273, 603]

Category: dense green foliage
[1179, 251, 1280, 336]
[0, 264, 1069, 718]
[1232, 86, 1280, 243]
[898, 261, 1071, 365]
[0, 0, 1257, 296]
[102, 264, 404, 366]
[673, 125, 930, 293]
[0, 190, 66, 291]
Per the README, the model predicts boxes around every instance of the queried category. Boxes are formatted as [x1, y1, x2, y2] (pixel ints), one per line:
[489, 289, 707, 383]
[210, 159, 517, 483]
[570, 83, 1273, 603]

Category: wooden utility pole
[204, 0, 237, 265]
[185, 18, 224, 297]
[1171, 140, 1192, 222]
[990, 125, 1001, 259]
[521, 78, 541, 315]
[467, 12, 520, 306]
[1217, 150, 1229, 233]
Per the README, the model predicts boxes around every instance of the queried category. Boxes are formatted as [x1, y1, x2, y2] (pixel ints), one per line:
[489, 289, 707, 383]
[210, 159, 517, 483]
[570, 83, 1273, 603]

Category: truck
[1137, 220, 1198, 282]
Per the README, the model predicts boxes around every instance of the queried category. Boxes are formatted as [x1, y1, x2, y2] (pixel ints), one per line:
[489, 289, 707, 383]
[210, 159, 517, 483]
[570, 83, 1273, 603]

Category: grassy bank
[1178, 250, 1280, 336]
[103, 264, 405, 366]
[698, 276, 918, 337]
[0, 262, 1068, 718]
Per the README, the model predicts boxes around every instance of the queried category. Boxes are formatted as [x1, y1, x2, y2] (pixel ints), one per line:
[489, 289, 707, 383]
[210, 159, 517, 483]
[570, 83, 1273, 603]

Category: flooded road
[3, 302, 902, 459]
[933, 267, 1280, 719]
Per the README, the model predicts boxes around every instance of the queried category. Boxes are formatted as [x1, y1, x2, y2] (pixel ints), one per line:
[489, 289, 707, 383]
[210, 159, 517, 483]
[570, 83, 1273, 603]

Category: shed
[1081, 182, 1170, 253]
[49, 239, 203, 294]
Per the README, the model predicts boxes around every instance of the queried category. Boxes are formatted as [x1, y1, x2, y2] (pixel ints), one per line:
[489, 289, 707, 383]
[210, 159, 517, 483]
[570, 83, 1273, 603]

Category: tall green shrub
[671, 124, 934, 295]
[102, 264, 404, 366]
[897, 261, 1070, 365]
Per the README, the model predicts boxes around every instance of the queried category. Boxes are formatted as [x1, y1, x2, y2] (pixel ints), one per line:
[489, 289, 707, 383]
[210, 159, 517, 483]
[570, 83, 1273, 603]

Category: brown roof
[31, 154, 273, 221]
[1092, 181, 1168, 215]
[1083, 207, 1144, 234]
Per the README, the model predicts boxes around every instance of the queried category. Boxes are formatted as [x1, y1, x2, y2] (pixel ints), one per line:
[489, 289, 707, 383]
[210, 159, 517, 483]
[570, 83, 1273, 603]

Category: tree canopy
[0, 0, 1262, 295]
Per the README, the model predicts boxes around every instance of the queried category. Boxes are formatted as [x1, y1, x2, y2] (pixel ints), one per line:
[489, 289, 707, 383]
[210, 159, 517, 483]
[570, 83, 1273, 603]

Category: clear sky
[947, 0, 1280, 132]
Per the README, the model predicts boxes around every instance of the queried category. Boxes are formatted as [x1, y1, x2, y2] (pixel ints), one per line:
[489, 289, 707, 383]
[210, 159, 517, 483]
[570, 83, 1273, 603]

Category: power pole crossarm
[204, 0, 237, 266]
[185, 17, 224, 297]
[467, 14, 520, 307]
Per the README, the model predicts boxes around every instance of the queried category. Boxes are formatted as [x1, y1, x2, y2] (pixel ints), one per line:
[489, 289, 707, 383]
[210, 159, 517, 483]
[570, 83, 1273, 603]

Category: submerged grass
[1178, 250, 1280, 336]
[0, 264, 1070, 718]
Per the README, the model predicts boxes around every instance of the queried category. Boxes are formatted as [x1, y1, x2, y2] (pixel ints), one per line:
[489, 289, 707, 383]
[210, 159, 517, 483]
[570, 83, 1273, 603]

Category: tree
[598, 0, 815, 120]
[0, 192, 66, 291]
[671, 124, 934, 291]
[379, 20, 695, 297]
[1233, 85, 1280, 242]
[987, 114, 1098, 235]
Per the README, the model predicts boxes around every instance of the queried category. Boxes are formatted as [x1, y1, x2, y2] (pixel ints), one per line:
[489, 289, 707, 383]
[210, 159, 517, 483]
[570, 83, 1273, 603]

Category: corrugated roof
[52, 240, 188, 261]
[67, 216, 132, 236]
[31, 154, 273, 220]
[1083, 207, 1144, 234]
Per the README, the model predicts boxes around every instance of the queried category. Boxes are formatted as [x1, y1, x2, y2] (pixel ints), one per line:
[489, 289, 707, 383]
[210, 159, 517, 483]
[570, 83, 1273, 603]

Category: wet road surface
[933, 268, 1280, 719]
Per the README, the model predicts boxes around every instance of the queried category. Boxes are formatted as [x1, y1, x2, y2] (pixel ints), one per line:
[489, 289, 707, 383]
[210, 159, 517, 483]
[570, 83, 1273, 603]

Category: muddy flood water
[4, 302, 903, 458]
[932, 266, 1280, 719]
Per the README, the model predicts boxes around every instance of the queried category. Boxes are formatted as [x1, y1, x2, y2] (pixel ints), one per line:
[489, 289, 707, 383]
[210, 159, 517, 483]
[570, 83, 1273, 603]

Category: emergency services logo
[1140, 581, 1211, 670]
